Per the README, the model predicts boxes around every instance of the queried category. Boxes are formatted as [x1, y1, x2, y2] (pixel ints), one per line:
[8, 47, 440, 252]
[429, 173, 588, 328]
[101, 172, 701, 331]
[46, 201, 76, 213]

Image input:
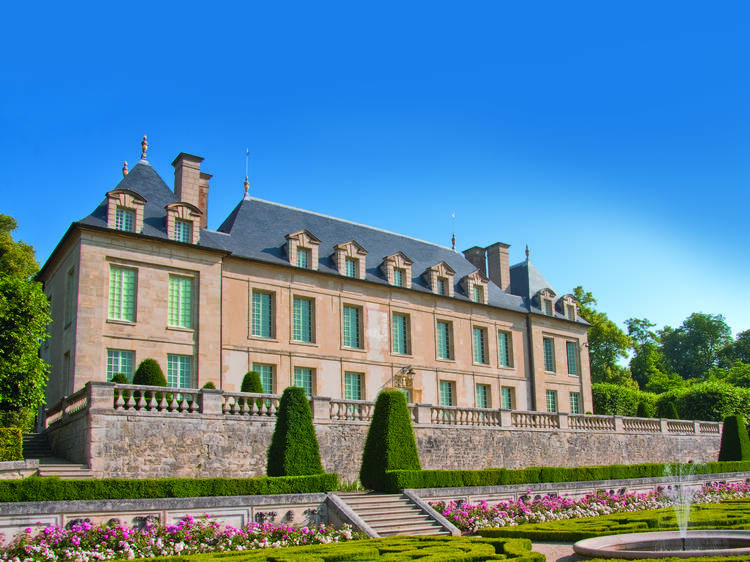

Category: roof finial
[451, 233, 456, 251]
[141, 135, 148, 160]
[525, 244, 530, 259]
[450, 211, 456, 250]
[243, 148, 251, 200]
[122, 161, 129, 177]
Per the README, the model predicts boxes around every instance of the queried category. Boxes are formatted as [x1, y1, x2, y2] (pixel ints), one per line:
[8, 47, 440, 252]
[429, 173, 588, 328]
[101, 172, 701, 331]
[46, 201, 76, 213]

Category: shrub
[718, 415, 750, 461]
[241, 371, 264, 393]
[110, 373, 130, 406]
[132, 358, 167, 402]
[0, 427, 22, 462]
[592, 383, 657, 416]
[360, 390, 421, 491]
[636, 401, 650, 418]
[267, 387, 323, 476]
[110, 373, 129, 384]
[657, 399, 680, 419]
[202, 381, 216, 389]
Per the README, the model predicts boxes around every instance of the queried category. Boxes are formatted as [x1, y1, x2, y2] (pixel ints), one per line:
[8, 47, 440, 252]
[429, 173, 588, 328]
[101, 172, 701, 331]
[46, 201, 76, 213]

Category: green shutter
[543, 338, 555, 372]
[437, 321, 451, 359]
[501, 387, 513, 409]
[252, 291, 272, 337]
[476, 384, 489, 408]
[473, 327, 487, 364]
[109, 267, 136, 322]
[567, 342, 579, 375]
[343, 306, 361, 348]
[169, 276, 193, 329]
[498, 331, 510, 367]
[392, 313, 408, 354]
[293, 297, 312, 342]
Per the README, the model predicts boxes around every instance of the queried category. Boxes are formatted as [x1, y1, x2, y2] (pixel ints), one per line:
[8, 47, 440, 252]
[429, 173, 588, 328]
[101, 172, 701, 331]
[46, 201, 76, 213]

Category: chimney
[486, 242, 511, 291]
[172, 152, 206, 215]
[462, 246, 487, 277]
[198, 172, 212, 228]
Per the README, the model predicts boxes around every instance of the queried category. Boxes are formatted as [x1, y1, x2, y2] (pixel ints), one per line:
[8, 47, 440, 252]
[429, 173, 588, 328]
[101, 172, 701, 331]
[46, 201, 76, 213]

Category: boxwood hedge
[0, 427, 22, 462]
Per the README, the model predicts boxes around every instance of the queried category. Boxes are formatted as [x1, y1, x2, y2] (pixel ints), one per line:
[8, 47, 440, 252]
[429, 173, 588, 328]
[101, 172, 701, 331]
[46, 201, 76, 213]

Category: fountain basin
[574, 530, 750, 559]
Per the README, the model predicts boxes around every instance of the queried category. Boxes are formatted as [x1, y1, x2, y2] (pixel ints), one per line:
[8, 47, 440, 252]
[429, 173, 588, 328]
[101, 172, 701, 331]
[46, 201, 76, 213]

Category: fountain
[574, 463, 750, 559]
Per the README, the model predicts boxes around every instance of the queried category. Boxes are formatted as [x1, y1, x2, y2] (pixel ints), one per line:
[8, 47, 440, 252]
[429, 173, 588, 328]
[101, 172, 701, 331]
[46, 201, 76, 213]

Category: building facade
[39, 141, 592, 414]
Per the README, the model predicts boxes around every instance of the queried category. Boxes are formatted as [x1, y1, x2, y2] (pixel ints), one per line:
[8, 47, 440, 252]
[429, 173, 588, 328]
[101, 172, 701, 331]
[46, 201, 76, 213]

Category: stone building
[38, 138, 592, 413]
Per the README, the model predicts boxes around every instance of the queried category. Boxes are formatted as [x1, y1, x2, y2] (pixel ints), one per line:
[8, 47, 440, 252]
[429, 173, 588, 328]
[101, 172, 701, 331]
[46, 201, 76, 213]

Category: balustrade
[667, 420, 696, 434]
[569, 415, 616, 431]
[112, 385, 200, 414]
[329, 399, 374, 422]
[622, 417, 661, 432]
[221, 392, 280, 416]
[511, 411, 560, 429]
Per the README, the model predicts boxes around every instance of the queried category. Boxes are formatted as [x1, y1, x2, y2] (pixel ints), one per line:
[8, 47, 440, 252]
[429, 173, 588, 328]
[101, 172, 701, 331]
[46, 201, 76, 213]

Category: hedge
[0, 473, 338, 503]
[267, 387, 324, 477]
[719, 415, 750, 461]
[0, 427, 22, 462]
[382, 461, 750, 492]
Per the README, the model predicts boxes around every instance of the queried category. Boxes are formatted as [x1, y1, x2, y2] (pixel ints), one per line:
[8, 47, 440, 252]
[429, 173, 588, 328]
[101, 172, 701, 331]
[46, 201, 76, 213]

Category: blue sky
[2, 2, 749, 336]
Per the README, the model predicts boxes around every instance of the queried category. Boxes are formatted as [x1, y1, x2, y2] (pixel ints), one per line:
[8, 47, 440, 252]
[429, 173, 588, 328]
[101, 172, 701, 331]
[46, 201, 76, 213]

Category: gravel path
[532, 541, 588, 561]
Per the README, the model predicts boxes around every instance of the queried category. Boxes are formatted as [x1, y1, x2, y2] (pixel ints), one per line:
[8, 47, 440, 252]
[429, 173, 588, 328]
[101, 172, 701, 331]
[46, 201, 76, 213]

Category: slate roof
[73, 159, 584, 321]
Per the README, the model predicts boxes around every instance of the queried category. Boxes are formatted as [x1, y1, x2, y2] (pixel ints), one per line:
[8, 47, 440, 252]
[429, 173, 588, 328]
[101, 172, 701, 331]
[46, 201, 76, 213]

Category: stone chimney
[462, 246, 487, 277]
[486, 242, 511, 292]
[173, 153, 210, 224]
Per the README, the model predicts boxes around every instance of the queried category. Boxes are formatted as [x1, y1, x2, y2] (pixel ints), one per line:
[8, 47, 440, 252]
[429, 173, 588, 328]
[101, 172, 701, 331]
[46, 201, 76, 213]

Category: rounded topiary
[718, 415, 750, 461]
[202, 381, 216, 389]
[132, 359, 167, 387]
[266, 386, 324, 476]
[241, 371, 263, 393]
[110, 373, 130, 384]
[359, 389, 421, 491]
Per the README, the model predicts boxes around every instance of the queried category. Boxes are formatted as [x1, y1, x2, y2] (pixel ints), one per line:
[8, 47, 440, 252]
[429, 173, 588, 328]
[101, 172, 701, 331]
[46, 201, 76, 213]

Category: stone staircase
[22, 433, 94, 479]
[333, 492, 453, 537]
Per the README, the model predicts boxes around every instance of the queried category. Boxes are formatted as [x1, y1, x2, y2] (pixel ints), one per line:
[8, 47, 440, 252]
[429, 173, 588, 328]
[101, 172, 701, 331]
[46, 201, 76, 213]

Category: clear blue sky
[2, 2, 749, 336]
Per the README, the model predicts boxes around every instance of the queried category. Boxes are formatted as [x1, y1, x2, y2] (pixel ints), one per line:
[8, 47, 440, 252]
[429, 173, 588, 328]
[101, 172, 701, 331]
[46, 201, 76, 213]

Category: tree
[660, 313, 733, 380]
[573, 286, 634, 387]
[718, 330, 750, 368]
[710, 361, 750, 388]
[625, 317, 676, 392]
[0, 215, 50, 426]
[266, 386, 323, 476]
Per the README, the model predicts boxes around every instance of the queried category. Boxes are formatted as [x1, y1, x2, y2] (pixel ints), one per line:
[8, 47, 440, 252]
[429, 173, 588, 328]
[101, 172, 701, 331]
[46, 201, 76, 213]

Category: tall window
[392, 313, 410, 355]
[476, 384, 490, 408]
[106, 349, 134, 381]
[292, 297, 314, 343]
[437, 277, 448, 296]
[498, 331, 511, 367]
[167, 354, 193, 388]
[252, 363, 274, 394]
[472, 285, 483, 303]
[473, 327, 488, 364]
[345, 257, 358, 278]
[297, 247, 311, 268]
[168, 275, 193, 329]
[439, 380, 455, 406]
[393, 268, 405, 287]
[543, 299, 554, 316]
[174, 219, 192, 243]
[64, 267, 75, 326]
[344, 372, 363, 400]
[501, 386, 514, 410]
[251, 291, 274, 338]
[436, 321, 453, 360]
[570, 392, 581, 414]
[543, 337, 556, 372]
[566, 304, 576, 321]
[343, 305, 362, 348]
[546, 390, 558, 413]
[115, 207, 135, 232]
[294, 367, 314, 396]
[108, 266, 136, 322]
[566, 342, 579, 375]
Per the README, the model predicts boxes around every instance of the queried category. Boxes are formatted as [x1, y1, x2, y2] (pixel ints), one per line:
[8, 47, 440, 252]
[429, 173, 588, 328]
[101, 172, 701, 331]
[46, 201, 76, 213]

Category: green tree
[710, 361, 750, 388]
[267, 386, 323, 476]
[718, 330, 750, 368]
[660, 313, 733, 380]
[0, 215, 50, 426]
[573, 286, 634, 387]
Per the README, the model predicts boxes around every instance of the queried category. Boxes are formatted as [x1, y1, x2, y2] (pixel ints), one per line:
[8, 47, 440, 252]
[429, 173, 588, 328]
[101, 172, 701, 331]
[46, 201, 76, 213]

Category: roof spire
[140, 135, 148, 160]
[525, 244, 530, 260]
[450, 211, 456, 250]
[243, 148, 251, 200]
[122, 161, 128, 177]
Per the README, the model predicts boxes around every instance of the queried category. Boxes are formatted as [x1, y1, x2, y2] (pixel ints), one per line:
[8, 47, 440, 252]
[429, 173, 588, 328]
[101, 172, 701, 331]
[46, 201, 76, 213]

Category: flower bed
[431, 481, 750, 534]
[0, 515, 361, 561]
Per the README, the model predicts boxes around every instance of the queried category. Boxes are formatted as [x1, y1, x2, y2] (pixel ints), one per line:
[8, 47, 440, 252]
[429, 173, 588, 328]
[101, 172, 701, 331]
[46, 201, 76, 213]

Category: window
[294, 367, 314, 396]
[115, 207, 135, 232]
[570, 392, 581, 414]
[543, 337, 555, 372]
[437, 277, 448, 296]
[476, 384, 490, 409]
[566, 304, 576, 321]
[108, 266, 136, 322]
[292, 297, 314, 343]
[567, 342, 579, 375]
[543, 299, 554, 316]
[345, 257, 358, 278]
[251, 291, 274, 338]
[546, 390, 558, 413]
[436, 321, 453, 360]
[344, 372, 363, 400]
[498, 331, 512, 367]
[472, 285, 484, 303]
[393, 268, 405, 287]
[392, 313, 410, 355]
[297, 247, 311, 268]
[343, 305, 362, 348]
[64, 267, 75, 326]
[174, 219, 192, 243]
[167, 354, 193, 388]
[252, 363, 274, 394]
[168, 276, 193, 329]
[397, 388, 413, 403]
[501, 386, 514, 410]
[106, 349, 134, 381]
[473, 327, 489, 364]
[439, 380, 455, 406]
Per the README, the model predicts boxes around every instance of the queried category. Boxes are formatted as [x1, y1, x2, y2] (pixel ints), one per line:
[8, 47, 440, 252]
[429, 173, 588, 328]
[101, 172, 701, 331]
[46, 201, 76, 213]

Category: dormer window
[107, 189, 146, 234]
[558, 294, 578, 321]
[543, 299, 553, 316]
[535, 288, 557, 316]
[286, 230, 321, 271]
[333, 240, 367, 280]
[460, 271, 489, 305]
[381, 252, 413, 289]
[165, 202, 202, 244]
[424, 262, 455, 297]
[472, 285, 484, 303]
[437, 278, 448, 295]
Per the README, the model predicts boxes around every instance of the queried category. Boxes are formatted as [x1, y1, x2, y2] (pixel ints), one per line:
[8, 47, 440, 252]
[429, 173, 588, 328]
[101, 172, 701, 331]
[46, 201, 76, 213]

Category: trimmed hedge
[0, 427, 22, 462]
[267, 387, 324, 477]
[241, 371, 263, 393]
[132, 358, 167, 387]
[360, 389, 421, 491]
[719, 415, 750, 461]
[0, 473, 338, 503]
[382, 461, 750, 492]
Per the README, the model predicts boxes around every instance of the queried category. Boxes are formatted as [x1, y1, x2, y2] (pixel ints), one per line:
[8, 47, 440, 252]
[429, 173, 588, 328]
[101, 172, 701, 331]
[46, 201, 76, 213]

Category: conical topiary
[359, 390, 421, 491]
[636, 402, 649, 418]
[266, 386, 323, 476]
[718, 415, 750, 461]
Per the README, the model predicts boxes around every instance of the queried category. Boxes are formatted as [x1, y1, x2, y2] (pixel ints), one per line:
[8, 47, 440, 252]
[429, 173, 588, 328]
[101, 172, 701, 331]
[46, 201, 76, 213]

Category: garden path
[532, 541, 586, 561]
